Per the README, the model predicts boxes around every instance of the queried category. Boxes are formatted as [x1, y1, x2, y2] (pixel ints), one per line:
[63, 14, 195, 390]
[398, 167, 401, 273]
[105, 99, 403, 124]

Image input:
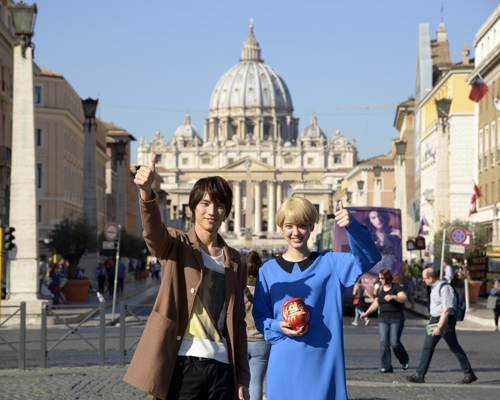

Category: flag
[469, 75, 488, 103]
[418, 218, 430, 236]
[425, 142, 435, 160]
[469, 183, 483, 217]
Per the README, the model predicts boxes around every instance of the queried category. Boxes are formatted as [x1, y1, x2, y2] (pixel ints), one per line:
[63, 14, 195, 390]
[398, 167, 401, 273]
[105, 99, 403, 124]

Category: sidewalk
[408, 289, 496, 330]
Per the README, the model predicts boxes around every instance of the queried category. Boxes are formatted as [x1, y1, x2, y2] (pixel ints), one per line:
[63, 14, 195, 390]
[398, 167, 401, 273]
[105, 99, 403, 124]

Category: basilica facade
[136, 26, 357, 249]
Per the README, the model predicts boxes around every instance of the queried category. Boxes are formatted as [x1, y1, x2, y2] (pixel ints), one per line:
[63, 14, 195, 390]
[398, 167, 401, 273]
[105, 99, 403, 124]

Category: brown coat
[123, 195, 250, 399]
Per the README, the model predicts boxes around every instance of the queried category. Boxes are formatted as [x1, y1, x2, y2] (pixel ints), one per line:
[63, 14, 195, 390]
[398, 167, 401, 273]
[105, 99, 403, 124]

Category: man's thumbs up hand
[335, 200, 351, 227]
[134, 154, 156, 201]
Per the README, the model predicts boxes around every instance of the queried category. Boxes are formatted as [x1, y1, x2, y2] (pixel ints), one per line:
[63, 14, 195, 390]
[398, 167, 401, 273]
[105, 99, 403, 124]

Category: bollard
[99, 298, 106, 367]
[41, 302, 47, 368]
[119, 301, 126, 366]
[19, 302, 26, 370]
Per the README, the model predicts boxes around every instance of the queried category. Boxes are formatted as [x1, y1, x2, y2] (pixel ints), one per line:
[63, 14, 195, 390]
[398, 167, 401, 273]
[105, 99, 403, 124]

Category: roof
[397, 100, 415, 107]
[98, 119, 136, 141]
[431, 40, 452, 68]
[38, 67, 63, 78]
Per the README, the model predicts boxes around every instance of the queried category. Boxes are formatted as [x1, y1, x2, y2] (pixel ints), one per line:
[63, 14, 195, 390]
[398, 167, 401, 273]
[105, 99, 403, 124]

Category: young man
[124, 155, 250, 400]
[252, 197, 381, 400]
[406, 268, 477, 384]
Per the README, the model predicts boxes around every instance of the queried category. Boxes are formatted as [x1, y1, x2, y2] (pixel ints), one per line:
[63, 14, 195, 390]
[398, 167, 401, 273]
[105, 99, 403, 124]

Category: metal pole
[119, 301, 126, 366]
[464, 249, 470, 312]
[99, 297, 105, 367]
[41, 302, 47, 368]
[440, 228, 447, 280]
[112, 225, 122, 322]
[19, 302, 26, 370]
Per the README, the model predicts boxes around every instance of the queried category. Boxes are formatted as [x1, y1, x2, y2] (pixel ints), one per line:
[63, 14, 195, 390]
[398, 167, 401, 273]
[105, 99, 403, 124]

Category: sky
[32, 0, 499, 163]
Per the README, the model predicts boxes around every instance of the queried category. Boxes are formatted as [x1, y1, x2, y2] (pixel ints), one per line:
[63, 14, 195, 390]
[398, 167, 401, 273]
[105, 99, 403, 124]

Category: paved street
[1, 308, 499, 399]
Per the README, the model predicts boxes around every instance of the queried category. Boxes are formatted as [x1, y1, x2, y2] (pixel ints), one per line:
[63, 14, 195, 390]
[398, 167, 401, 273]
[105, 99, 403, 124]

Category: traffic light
[4, 226, 15, 251]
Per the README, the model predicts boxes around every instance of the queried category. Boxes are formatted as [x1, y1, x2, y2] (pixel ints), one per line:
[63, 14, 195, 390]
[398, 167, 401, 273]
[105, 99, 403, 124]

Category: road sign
[104, 223, 118, 241]
[450, 227, 467, 245]
[102, 241, 117, 250]
[449, 244, 465, 254]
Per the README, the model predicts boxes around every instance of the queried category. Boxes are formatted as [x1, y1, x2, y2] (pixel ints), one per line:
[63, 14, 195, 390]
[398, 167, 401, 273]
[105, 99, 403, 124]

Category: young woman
[361, 268, 409, 373]
[352, 277, 373, 326]
[253, 199, 381, 400]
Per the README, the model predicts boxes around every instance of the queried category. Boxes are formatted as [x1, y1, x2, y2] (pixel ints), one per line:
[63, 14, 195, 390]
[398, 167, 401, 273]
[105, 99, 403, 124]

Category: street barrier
[41, 301, 106, 368]
[119, 301, 154, 366]
[0, 302, 26, 370]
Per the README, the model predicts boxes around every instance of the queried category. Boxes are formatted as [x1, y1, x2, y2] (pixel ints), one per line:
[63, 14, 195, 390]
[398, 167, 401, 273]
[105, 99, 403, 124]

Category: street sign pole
[111, 224, 122, 322]
[440, 228, 446, 280]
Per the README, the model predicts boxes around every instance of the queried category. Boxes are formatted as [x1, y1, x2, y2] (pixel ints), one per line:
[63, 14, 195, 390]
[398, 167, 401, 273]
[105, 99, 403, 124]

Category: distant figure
[443, 258, 454, 287]
[117, 259, 127, 294]
[404, 273, 416, 310]
[95, 263, 106, 294]
[489, 279, 500, 332]
[455, 266, 465, 300]
[352, 277, 373, 326]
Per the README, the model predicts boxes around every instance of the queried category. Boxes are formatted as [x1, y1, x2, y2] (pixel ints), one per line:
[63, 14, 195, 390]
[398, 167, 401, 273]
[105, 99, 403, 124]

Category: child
[253, 199, 381, 400]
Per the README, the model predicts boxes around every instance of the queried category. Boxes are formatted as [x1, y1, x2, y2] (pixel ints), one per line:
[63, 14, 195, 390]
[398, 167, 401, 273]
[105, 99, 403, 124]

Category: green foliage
[48, 216, 98, 279]
[98, 229, 149, 259]
[433, 219, 487, 263]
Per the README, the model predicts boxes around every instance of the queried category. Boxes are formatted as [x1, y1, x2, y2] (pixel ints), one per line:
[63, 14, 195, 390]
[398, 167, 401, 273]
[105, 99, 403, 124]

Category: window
[228, 158, 234, 165]
[37, 164, 42, 188]
[307, 158, 314, 165]
[479, 158, 482, 171]
[182, 157, 188, 165]
[38, 204, 42, 223]
[284, 157, 293, 165]
[36, 128, 42, 147]
[262, 157, 268, 164]
[493, 150, 495, 167]
[155, 154, 162, 163]
[34, 86, 42, 104]
[202, 157, 211, 165]
[334, 154, 342, 164]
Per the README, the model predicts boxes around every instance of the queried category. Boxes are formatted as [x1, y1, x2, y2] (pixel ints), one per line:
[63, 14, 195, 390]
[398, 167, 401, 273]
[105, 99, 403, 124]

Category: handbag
[487, 296, 499, 309]
[353, 298, 360, 305]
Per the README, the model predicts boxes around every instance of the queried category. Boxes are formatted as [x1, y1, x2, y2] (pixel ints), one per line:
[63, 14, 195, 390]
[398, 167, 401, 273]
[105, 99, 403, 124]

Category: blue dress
[253, 217, 381, 400]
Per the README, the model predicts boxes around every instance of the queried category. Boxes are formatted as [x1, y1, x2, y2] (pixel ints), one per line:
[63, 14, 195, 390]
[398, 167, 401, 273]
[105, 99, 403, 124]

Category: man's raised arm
[134, 154, 156, 201]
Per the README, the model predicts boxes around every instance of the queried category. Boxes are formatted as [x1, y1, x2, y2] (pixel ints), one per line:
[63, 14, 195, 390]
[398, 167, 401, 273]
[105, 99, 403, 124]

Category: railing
[0, 302, 26, 370]
[40, 300, 106, 368]
[119, 301, 154, 366]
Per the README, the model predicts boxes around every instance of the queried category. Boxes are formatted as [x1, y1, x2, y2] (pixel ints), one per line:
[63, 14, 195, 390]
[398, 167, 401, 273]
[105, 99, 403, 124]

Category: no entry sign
[104, 223, 119, 241]
[450, 227, 467, 245]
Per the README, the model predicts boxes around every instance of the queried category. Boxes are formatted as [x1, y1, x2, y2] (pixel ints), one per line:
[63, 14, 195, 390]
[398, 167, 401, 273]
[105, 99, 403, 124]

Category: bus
[320, 207, 403, 306]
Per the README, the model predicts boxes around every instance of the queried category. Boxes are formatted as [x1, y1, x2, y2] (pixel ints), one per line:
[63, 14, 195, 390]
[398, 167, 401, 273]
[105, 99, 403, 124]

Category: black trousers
[165, 356, 232, 400]
[494, 308, 500, 327]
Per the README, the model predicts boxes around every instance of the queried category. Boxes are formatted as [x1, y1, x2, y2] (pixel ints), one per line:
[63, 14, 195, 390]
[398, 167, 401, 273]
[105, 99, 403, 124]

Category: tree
[48, 216, 98, 279]
[433, 219, 487, 264]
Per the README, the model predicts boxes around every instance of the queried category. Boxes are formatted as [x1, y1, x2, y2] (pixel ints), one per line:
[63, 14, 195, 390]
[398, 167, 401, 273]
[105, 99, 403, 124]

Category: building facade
[137, 26, 358, 249]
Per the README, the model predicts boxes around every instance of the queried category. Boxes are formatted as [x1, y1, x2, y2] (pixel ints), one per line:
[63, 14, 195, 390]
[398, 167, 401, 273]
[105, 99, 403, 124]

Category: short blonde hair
[275, 197, 318, 228]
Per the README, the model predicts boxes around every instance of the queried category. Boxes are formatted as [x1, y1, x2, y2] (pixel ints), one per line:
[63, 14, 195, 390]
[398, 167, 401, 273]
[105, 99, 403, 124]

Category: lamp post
[4, 1, 42, 320]
[357, 180, 364, 206]
[434, 98, 451, 230]
[81, 97, 99, 279]
[115, 140, 128, 229]
[394, 139, 408, 250]
[373, 165, 382, 207]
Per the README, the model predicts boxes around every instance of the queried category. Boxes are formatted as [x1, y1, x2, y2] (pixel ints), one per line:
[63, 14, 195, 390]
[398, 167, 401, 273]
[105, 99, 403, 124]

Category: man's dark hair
[245, 251, 263, 277]
[189, 176, 233, 223]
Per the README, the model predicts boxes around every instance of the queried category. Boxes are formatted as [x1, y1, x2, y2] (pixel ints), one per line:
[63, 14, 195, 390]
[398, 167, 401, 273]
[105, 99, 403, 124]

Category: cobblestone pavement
[0, 313, 499, 399]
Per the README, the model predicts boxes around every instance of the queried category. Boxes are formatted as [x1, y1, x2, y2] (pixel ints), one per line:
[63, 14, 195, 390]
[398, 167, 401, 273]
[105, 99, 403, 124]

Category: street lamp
[82, 98, 98, 127]
[9, 1, 37, 56]
[395, 140, 407, 157]
[373, 165, 382, 178]
[435, 98, 452, 120]
[116, 140, 127, 163]
[357, 180, 364, 190]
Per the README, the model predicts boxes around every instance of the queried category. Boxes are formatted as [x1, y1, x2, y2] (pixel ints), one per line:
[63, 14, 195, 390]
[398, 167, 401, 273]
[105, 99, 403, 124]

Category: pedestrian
[39, 256, 47, 292]
[404, 272, 416, 309]
[489, 278, 500, 331]
[406, 268, 477, 384]
[117, 258, 127, 294]
[243, 250, 270, 400]
[95, 263, 106, 294]
[50, 265, 62, 305]
[454, 266, 465, 300]
[252, 199, 381, 400]
[40, 270, 53, 299]
[352, 277, 373, 326]
[124, 155, 250, 400]
[443, 258, 454, 287]
[155, 261, 161, 281]
[361, 268, 409, 373]
[402, 259, 410, 277]
[411, 261, 421, 292]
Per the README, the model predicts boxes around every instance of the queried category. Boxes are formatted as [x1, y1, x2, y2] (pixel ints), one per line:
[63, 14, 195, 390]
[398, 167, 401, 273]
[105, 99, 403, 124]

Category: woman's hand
[280, 321, 308, 337]
[384, 294, 395, 302]
[134, 154, 156, 201]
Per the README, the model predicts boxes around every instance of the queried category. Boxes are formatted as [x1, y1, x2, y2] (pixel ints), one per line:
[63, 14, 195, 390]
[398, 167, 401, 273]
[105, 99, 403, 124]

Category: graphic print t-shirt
[178, 249, 228, 364]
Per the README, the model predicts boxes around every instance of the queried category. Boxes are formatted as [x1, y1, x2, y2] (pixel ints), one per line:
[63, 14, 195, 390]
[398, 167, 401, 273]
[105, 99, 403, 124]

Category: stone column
[268, 180, 276, 233]
[435, 121, 450, 228]
[4, 44, 44, 321]
[254, 181, 262, 234]
[373, 177, 382, 207]
[234, 181, 242, 236]
[116, 158, 127, 229]
[276, 181, 283, 211]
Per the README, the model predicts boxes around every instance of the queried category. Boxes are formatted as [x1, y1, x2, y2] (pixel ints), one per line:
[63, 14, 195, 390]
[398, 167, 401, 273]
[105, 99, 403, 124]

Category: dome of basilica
[209, 25, 293, 113]
[174, 113, 200, 139]
[302, 113, 326, 138]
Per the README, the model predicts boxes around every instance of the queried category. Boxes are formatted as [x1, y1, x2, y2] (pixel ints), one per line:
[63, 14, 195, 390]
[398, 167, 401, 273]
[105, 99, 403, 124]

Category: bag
[439, 282, 466, 321]
[353, 298, 360, 305]
[487, 296, 499, 309]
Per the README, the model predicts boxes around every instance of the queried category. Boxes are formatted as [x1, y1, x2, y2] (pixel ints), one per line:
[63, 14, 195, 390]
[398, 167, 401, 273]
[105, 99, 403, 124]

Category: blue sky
[33, 0, 498, 163]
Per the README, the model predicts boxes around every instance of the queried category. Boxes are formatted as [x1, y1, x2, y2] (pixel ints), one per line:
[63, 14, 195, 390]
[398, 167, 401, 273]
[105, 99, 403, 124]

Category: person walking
[404, 272, 416, 310]
[244, 250, 270, 400]
[406, 268, 477, 384]
[489, 278, 500, 331]
[361, 268, 409, 373]
[117, 258, 127, 295]
[95, 263, 106, 294]
[124, 155, 250, 400]
[253, 199, 381, 399]
[443, 259, 454, 287]
[352, 277, 373, 326]
[455, 266, 465, 300]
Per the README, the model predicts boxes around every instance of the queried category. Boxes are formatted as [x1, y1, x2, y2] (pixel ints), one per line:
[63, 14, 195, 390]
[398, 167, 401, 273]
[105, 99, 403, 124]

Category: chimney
[462, 42, 470, 65]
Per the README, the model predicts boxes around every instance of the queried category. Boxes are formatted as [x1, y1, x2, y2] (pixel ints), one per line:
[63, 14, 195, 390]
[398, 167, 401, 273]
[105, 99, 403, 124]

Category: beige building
[137, 26, 358, 250]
